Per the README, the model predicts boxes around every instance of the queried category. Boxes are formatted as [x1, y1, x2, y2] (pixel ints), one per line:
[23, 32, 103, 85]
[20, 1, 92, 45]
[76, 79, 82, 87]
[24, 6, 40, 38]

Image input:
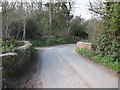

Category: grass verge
[76, 48, 120, 73]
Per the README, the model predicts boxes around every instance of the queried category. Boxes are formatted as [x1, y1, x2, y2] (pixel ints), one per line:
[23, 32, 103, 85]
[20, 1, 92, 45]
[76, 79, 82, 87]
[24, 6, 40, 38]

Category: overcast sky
[0, 0, 98, 20]
[73, 0, 97, 20]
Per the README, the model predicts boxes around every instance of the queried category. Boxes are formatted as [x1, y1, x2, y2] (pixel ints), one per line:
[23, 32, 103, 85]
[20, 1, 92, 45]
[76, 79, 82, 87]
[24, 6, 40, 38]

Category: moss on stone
[2, 41, 32, 77]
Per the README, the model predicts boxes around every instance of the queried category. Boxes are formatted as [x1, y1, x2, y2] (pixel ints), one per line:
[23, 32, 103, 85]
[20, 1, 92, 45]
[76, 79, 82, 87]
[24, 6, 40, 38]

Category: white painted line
[57, 54, 63, 64]
[47, 48, 52, 49]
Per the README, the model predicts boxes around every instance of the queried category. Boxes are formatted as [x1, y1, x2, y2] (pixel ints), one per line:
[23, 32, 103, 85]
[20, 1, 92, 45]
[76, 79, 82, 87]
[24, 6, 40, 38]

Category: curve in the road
[39, 44, 118, 88]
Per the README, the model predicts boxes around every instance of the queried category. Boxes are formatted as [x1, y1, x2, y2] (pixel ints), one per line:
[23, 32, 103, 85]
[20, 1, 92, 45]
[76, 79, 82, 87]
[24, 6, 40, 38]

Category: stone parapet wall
[77, 42, 92, 50]
[0, 41, 32, 77]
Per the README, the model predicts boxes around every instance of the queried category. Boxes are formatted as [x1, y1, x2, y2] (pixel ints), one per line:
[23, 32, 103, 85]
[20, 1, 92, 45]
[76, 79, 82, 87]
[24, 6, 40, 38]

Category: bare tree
[49, 2, 52, 35]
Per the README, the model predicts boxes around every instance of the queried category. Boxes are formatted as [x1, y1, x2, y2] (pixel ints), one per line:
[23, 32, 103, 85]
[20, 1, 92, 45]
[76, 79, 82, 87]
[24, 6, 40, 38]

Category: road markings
[57, 54, 64, 63]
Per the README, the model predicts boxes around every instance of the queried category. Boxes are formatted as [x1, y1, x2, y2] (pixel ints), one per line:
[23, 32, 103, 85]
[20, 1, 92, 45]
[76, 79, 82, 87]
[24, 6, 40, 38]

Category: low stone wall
[0, 41, 32, 77]
[77, 42, 92, 50]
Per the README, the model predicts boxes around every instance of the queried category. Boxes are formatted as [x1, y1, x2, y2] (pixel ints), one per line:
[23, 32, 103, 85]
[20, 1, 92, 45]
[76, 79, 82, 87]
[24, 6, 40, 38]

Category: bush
[95, 2, 120, 63]
[2, 37, 24, 53]
[96, 34, 120, 62]
[50, 37, 64, 45]
[92, 55, 120, 73]
[28, 36, 75, 47]
[70, 29, 88, 39]
[69, 16, 88, 39]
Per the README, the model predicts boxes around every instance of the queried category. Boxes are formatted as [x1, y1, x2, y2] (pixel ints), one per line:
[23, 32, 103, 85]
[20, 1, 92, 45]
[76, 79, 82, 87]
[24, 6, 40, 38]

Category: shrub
[70, 28, 88, 39]
[92, 55, 120, 73]
[76, 48, 94, 58]
[28, 36, 75, 47]
[2, 37, 24, 53]
[50, 37, 64, 45]
[95, 2, 120, 62]
[96, 34, 120, 62]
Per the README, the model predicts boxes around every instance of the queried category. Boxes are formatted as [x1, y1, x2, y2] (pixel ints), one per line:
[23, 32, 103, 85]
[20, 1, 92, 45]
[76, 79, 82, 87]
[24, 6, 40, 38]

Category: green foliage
[104, 2, 120, 34]
[70, 17, 88, 39]
[76, 48, 94, 58]
[89, 2, 120, 63]
[92, 55, 120, 73]
[28, 39, 47, 47]
[2, 43, 15, 51]
[70, 28, 88, 39]
[96, 34, 120, 61]
[25, 2, 75, 41]
[2, 2, 83, 46]
[50, 37, 64, 45]
[52, 2, 72, 26]
[76, 48, 120, 73]
[95, 2, 120, 60]
[26, 19, 37, 39]
[28, 36, 75, 47]
[33, 10, 50, 38]
[86, 19, 106, 49]
[2, 37, 23, 53]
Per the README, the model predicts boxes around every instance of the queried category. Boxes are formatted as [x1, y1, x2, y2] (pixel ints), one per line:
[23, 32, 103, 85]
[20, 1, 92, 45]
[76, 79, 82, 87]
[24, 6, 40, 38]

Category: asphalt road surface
[21, 44, 118, 88]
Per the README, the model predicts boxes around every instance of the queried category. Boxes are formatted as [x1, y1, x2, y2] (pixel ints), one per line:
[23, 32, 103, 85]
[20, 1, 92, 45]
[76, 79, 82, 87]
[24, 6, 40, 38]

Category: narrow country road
[20, 44, 118, 88]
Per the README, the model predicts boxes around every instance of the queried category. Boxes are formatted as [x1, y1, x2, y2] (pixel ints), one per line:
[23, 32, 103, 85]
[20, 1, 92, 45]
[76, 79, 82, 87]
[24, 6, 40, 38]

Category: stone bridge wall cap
[0, 41, 32, 57]
[0, 53, 17, 57]
[18, 41, 32, 50]
[77, 42, 92, 45]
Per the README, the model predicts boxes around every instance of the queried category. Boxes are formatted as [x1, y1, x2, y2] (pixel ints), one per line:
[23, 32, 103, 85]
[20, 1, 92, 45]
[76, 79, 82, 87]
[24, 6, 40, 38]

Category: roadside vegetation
[76, 48, 120, 73]
[77, 1, 120, 73]
[2, 37, 24, 53]
[28, 36, 75, 47]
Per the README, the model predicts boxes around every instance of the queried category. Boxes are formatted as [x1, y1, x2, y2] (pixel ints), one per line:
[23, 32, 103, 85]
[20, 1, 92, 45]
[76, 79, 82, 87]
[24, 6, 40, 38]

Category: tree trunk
[49, 2, 52, 35]
[6, 24, 8, 37]
[22, 2, 26, 41]
[22, 19, 26, 41]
